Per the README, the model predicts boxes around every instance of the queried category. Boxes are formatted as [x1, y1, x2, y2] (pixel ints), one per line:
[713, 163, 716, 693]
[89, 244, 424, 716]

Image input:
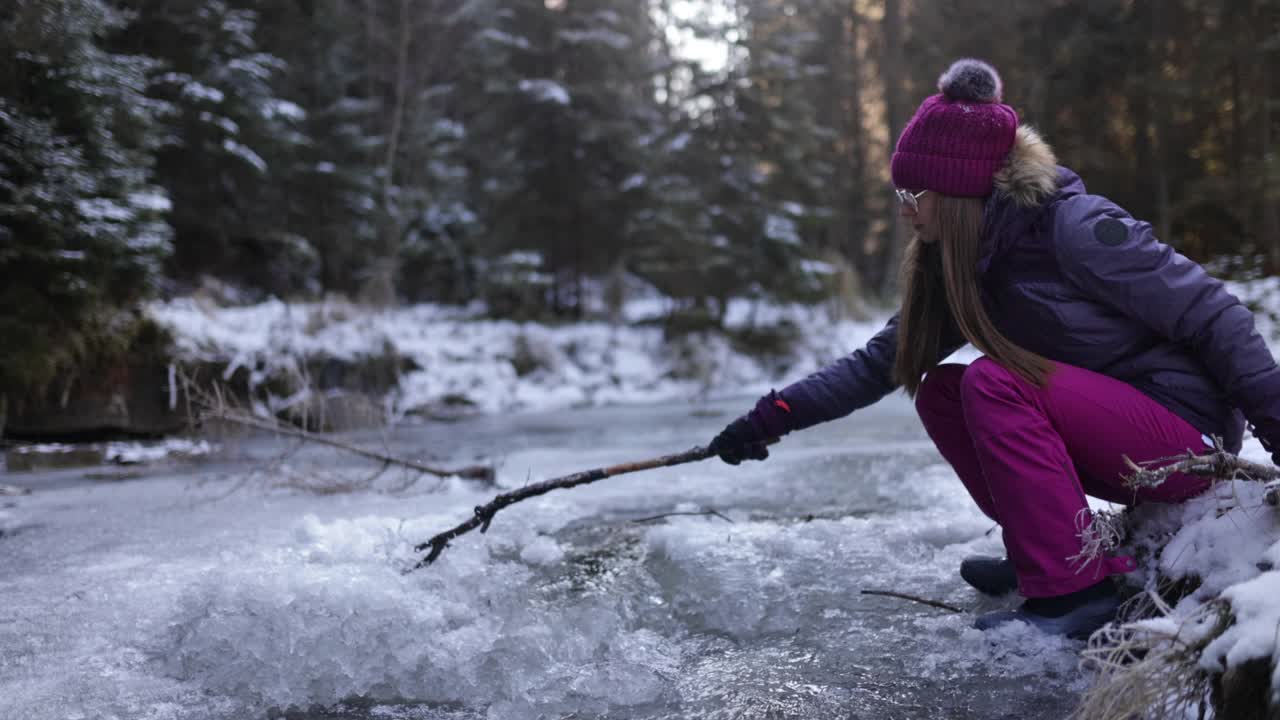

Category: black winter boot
[973, 580, 1121, 639]
[959, 555, 1018, 596]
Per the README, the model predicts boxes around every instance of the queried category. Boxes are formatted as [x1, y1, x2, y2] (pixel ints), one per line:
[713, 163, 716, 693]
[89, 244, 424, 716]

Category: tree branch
[183, 372, 494, 484]
[1122, 446, 1280, 490]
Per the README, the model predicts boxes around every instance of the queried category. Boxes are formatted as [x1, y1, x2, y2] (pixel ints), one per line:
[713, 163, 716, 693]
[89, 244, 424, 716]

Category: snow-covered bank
[149, 278, 1280, 426]
[148, 297, 898, 421]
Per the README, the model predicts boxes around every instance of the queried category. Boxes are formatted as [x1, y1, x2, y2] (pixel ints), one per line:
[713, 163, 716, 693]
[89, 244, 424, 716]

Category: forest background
[3, 0, 1279, 412]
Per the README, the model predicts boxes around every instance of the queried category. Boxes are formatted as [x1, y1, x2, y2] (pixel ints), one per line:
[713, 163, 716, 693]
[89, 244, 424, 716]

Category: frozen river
[1, 393, 1089, 719]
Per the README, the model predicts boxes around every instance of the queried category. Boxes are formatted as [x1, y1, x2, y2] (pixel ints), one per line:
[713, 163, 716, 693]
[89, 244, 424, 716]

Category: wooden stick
[411, 444, 718, 569]
[860, 589, 963, 614]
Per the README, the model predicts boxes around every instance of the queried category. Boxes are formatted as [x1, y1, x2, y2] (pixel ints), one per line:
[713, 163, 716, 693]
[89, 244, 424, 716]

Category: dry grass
[1067, 507, 1130, 573]
[1073, 597, 1231, 720]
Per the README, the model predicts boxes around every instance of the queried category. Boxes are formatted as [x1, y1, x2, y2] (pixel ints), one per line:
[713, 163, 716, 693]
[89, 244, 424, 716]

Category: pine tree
[111, 0, 311, 297]
[459, 0, 667, 318]
[0, 0, 171, 393]
[254, 0, 380, 297]
[635, 0, 834, 323]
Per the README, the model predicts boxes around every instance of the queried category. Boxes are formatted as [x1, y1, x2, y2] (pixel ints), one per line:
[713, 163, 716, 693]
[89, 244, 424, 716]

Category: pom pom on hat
[937, 59, 1003, 103]
[891, 58, 1017, 196]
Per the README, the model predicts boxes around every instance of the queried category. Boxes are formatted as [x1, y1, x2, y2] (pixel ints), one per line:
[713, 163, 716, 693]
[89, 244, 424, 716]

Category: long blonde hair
[893, 194, 1053, 395]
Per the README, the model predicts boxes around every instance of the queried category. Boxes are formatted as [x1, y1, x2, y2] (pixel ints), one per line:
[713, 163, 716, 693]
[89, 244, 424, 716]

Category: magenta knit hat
[891, 59, 1018, 197]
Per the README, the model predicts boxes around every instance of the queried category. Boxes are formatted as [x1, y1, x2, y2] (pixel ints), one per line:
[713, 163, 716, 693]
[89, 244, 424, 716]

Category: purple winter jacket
[759, 131, 1280, 455]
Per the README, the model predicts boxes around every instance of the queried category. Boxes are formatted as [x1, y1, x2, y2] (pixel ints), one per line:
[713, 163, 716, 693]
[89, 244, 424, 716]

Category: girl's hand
[708, 416, 771, 465]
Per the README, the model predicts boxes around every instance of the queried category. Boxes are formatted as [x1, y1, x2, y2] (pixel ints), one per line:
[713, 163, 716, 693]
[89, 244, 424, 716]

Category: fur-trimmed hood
[977, 125, 1072, 275]
[992, 125, 1059, 207]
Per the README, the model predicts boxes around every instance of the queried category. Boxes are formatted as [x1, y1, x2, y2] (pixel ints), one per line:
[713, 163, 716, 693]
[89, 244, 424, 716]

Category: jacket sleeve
[1052, 195, 1280, 446]
[772, 313, 966, 433]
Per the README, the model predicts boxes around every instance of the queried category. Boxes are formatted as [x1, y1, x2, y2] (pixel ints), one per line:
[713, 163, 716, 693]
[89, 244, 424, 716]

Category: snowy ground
[145, 278, 1280, 424]
[8, 439, 214, 465]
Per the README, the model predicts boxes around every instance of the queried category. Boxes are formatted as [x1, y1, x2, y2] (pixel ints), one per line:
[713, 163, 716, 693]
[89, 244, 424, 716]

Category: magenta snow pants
[915, 358, 1212, 598]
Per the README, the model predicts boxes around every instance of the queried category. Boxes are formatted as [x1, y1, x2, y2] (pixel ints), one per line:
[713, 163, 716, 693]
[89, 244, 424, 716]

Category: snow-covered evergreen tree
[0, 0, 172, 392]
[460, 0, 666, 317]
[111, 0, 310, 296]
[253, 0, 380, 297]
[631, 0, 834, 323]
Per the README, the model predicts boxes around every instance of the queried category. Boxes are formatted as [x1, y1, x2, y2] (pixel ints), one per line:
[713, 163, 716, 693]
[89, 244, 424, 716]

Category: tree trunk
[1151, 3, 1173, 243]
[1262, 21, 1280, 272]
[1131, 0, 1154, 221]
[818, 4, 853, 260]
[364, 0, 414, 307]
[879, 0, 906, 300]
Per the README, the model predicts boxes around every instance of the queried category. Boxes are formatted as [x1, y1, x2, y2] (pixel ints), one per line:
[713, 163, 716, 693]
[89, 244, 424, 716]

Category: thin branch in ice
[859, 590, 963, 614]
[631, 509, 734, 524]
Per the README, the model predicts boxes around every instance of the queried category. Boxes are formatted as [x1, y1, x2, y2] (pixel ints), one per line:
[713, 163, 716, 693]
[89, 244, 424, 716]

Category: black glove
[1251, 424, 1280, 465]
[709, 415, 770, 465]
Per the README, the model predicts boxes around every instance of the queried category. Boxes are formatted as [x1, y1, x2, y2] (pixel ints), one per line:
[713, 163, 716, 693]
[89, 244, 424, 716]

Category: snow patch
[477, 29, 531, 50]
[105, 439, 214, 465]
[764, 213, 801, 245]
[222, 139, 267, 173]
[180, 82, 224, 103]
[518, 79, 570, 106]
[559, 28, 631, 49]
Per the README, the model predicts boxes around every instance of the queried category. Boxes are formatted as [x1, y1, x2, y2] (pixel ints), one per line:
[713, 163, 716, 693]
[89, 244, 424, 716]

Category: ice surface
[0, 395, 1089, 719]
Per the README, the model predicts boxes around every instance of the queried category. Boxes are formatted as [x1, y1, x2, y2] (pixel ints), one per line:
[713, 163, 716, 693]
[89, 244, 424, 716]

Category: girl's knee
[915, 363, 968, 415]
[958, 357, 1019, 402]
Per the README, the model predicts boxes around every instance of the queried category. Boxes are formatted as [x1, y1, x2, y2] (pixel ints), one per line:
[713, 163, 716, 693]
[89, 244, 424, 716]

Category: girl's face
[899, 189, 938, 243]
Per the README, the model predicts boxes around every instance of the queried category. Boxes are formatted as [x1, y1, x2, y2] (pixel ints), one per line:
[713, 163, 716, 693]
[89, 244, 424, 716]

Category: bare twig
[411, 444, 720, 569]
[632, 509, 734, 524]
[859, 590, 963, 614]
[182, 372, 494, 484]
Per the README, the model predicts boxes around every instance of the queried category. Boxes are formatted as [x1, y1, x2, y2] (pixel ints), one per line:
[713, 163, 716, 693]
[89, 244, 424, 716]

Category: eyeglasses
[895, 188, 928, 212]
